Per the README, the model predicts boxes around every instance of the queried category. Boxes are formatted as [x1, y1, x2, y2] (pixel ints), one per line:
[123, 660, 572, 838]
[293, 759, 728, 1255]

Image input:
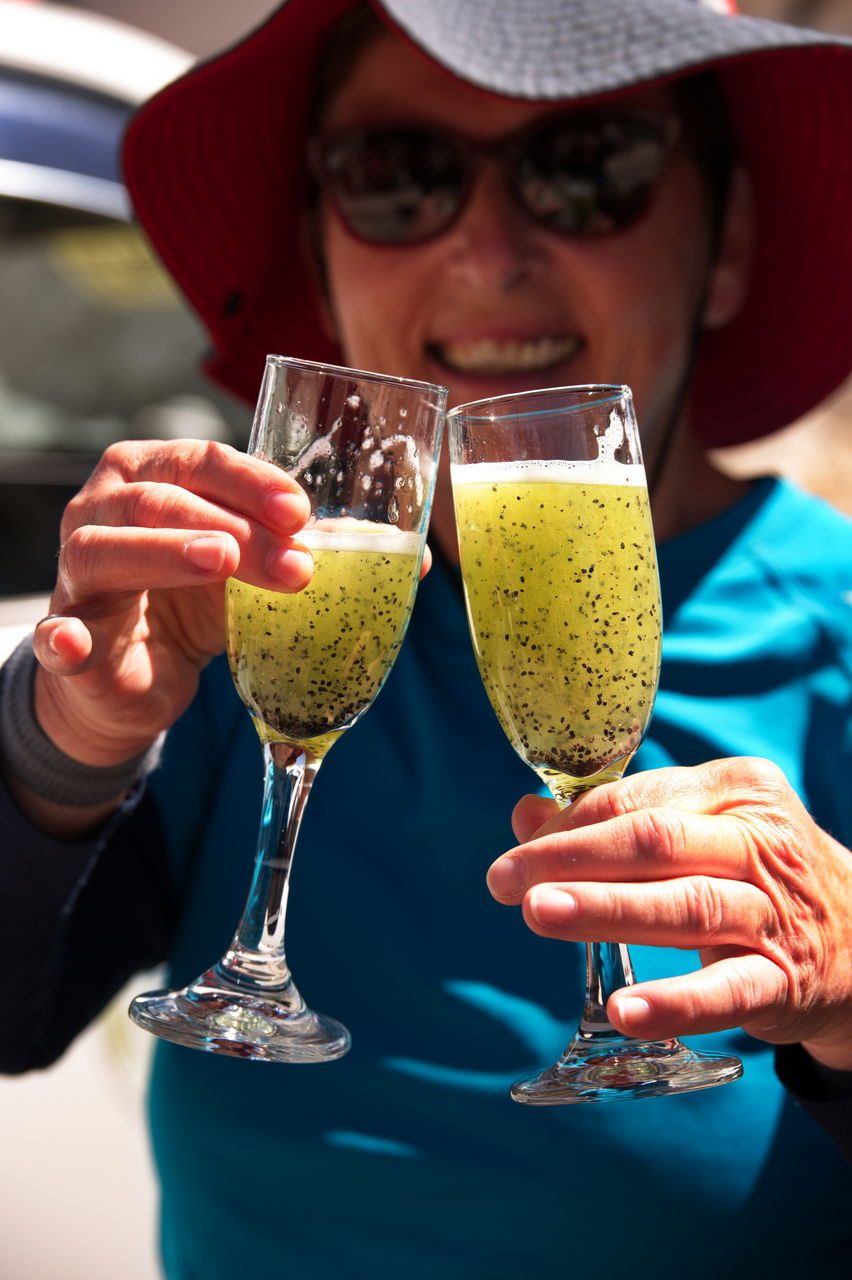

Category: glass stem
[578, 942, 637, 1038]
[215, 740, 320, 1002]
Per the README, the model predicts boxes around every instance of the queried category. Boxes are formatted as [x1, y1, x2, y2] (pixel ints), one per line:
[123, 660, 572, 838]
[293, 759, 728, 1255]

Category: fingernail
[262, 489, 309, 531]
[529, 886, 577, 925]
[266, 546, 313, 585]
[185, 536, 228, 573]
[612, 995, 652, 1027]
[486, 854, 525, 899]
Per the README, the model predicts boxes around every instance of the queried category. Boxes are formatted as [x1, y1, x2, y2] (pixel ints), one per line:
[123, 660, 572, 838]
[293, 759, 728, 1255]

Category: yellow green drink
[452, 459, 661, 802]
[227, 526, 421, 758]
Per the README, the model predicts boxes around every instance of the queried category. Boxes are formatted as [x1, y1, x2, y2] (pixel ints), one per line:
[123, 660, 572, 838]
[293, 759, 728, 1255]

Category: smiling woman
[312, 26, 753, 550]
[315, 36, 739, 415]
[2, 2, 852, 1278]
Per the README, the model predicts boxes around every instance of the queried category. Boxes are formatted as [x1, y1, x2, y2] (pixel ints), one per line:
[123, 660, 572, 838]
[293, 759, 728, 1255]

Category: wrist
[33, 652, 158, 768]
[1, 638, 163, 807]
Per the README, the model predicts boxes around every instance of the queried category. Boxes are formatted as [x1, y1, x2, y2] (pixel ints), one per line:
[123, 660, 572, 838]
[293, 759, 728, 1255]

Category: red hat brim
[122, 0, 852, 447]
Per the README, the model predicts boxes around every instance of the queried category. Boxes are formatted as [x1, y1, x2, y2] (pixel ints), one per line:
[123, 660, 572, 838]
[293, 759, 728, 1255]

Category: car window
[0, 198, 249, 595]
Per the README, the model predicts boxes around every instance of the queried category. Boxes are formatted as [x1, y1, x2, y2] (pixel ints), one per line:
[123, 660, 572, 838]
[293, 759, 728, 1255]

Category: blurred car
[0, 0, 251, 602]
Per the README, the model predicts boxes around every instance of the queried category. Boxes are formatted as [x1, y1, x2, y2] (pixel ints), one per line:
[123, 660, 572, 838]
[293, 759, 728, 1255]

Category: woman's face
[316, 28, 744, 451]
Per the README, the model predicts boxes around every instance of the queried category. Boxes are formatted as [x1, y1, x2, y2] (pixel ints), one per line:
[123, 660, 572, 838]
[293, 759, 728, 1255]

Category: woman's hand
[487, 758, 852, 1070]
[30, 439, 313, 768]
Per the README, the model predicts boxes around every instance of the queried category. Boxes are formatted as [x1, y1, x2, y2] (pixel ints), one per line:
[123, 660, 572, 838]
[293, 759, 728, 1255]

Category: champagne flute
[448, 384, 742, 1102]
[129, 355, 446, 1062]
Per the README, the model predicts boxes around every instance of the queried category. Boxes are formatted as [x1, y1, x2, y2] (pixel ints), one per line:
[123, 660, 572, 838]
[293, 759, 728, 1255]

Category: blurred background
[0, 1, 850, 1277]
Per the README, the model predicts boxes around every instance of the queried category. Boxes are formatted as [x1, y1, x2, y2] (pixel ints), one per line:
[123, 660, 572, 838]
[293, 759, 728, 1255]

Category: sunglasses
[309, 111, 679, 246]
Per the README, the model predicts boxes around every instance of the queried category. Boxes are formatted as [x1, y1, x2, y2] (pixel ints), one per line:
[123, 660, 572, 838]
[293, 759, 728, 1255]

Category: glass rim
[264, 353, 448, 398]
[446, 383, 631, 423]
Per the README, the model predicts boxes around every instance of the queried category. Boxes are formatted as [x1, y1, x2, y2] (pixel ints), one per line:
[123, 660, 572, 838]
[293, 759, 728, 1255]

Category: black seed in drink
[452, 460, 662, 797]
[226, 528, 420, 757]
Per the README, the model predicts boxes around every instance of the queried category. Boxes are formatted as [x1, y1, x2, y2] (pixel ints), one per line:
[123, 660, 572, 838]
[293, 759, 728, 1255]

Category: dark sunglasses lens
[320, 129, 466, 243]
[518, 117, 671, 235]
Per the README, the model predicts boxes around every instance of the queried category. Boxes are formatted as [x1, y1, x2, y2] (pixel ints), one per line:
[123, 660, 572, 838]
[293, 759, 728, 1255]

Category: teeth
[438, 335, 579, 374]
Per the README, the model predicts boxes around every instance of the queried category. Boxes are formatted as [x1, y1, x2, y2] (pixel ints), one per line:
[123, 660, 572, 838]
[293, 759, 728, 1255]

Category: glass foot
[511, 1033, 742, 1104]
[129, 970, 350, 1063]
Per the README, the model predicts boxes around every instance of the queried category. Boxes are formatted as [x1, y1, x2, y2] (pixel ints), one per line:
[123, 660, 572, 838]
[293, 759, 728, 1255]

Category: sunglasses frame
[308, 109, 681, 247]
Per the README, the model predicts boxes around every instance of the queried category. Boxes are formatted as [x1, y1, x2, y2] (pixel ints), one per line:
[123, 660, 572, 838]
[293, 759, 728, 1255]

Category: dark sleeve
[0, 774, 179, 1074]
[775, 1044, 852, 1163]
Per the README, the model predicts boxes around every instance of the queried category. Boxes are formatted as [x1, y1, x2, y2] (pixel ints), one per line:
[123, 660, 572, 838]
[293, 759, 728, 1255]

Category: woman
[1, 1, 851, 1276]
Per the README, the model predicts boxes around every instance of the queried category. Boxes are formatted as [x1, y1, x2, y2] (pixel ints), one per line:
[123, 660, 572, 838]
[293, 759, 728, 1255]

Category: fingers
[492, 759, 793, 899]
[80, 477, 309, 556]
[419, 543, 432, 580]
[53, 439, 435, 608]
[56, 525, 312, 600]
[607, 953, 788, 1041]
[52, 441, 318, 607]
[518, 758, 789, 843]
[33, 615, 94, 676]
[489, 807, 752, 900]
[64, 439, 309, 541]
[511, 793, 558, 843]
[497, 762, 852, 1051]
[520, 875, 772, 949]
[84, 475, 308, 541]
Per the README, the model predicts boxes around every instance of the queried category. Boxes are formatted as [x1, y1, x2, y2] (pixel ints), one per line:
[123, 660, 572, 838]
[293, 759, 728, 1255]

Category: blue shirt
[148, 478, 852, 1278]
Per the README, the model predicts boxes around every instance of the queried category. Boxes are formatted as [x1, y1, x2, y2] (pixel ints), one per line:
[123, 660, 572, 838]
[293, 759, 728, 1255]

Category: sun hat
[122, 0, 852, 448]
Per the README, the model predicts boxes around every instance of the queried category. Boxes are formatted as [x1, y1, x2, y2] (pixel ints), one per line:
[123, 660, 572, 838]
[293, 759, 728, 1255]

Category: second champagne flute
[130, 356, 446, 1062]
[448, 384, 742, 1102]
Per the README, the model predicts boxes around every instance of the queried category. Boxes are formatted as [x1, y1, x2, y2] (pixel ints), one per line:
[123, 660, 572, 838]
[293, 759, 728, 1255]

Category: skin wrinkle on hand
[493, 759, 852, 1063]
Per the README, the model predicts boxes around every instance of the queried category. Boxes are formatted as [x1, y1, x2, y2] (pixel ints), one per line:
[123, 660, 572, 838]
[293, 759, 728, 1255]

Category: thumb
[511, 793, 559, 843]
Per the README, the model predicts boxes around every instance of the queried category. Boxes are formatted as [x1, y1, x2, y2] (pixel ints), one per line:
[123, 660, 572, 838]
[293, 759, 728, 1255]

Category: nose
[444, 159, 542, 293]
